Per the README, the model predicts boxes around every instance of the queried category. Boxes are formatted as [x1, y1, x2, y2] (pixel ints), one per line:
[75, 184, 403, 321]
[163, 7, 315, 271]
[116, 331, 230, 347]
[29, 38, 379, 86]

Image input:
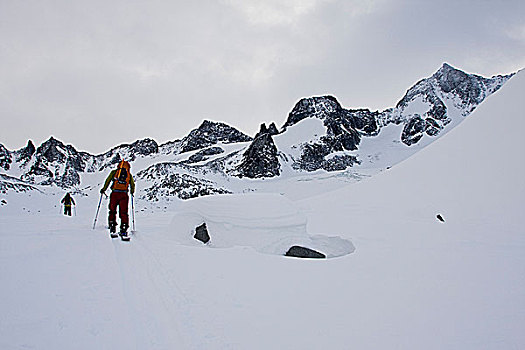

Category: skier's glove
[100, 189, 105, 194]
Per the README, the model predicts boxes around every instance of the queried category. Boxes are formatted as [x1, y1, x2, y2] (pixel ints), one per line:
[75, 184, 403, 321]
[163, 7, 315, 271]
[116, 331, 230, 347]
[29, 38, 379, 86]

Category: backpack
[112, 160, 131, 191]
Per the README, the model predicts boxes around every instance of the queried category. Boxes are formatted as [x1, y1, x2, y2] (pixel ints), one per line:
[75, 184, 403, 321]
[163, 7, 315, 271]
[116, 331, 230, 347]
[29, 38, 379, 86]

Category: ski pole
[93, 193, 104, 230]
[131, 193, 136, 232]
[74, 205, 77, 217]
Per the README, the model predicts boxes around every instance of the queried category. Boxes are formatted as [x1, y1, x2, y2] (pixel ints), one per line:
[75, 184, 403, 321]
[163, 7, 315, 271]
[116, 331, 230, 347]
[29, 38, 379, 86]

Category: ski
[110, 233, 119, 239]
[120, 233, 131, 242]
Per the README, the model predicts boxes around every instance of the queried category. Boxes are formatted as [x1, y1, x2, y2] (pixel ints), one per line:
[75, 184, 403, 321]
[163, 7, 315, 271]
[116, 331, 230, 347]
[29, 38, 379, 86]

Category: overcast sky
[1, 0, 524, 154]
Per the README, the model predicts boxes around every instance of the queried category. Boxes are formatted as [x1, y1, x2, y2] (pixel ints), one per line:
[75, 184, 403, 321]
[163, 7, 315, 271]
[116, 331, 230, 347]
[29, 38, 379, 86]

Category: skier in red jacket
[100, 160, 135, 237]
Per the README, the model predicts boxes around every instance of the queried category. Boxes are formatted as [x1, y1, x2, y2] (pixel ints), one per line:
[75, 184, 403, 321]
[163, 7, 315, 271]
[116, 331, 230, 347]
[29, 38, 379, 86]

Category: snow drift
[168, 193, 355, 258]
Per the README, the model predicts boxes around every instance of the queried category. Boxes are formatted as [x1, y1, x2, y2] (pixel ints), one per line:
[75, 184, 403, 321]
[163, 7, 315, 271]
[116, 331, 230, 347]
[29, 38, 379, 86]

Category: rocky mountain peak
[117, 138, 159, 159]
[255, 123, 280, 138]
[433, 62, 487, 104]
[15, 140, 36, 163]
[36, 136, 68, 163]
[285, 96, 342, 128]
[282, 96, 379, 172]
[129, 138, 159, 156]
[394, 63, 514, 146]
[180, 120, 253, 153]
[17, 137, 87, 188]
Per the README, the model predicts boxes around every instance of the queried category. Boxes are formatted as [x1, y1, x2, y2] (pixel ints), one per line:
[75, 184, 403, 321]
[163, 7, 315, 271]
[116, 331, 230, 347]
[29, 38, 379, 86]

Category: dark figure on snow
[100, 160, 135, 236]
[61, 192, 75, 216]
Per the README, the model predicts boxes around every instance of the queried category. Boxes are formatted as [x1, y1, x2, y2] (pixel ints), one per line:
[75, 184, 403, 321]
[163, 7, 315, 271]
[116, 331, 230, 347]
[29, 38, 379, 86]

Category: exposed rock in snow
[194, 223, 210, 244]
[285, 246, 326, 259]
[0, 174, 40, 193]
[0, 144, 12, 171]
[186, 147, 224, 164]
[94, 138, 159, 171]
[138, 165, 231, 200]
[14, 140, 36, 164]
[267, 122, 280, 135]
[158, 139, 182, 155]
[234, 123, 281, 178]
[401, 115, 427, 146]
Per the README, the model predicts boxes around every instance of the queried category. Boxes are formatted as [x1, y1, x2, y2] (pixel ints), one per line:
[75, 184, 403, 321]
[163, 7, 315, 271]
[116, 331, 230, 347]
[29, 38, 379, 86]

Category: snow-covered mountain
[0, 63, 515, 200]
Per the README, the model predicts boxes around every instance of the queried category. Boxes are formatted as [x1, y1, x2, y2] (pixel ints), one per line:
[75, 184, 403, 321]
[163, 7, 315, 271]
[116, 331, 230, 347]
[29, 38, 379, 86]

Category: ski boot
[109, 221, 118, 238]
[120, 223, 130, 241]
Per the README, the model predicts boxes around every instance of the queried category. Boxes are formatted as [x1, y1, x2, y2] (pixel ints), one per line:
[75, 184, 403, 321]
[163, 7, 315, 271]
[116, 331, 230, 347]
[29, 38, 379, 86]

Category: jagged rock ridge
[0, 63, 516, 199]
[277, 63, 513, 172]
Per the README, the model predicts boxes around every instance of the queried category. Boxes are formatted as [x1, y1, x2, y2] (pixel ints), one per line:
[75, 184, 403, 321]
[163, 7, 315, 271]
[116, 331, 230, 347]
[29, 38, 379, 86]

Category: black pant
[64, 205, 72, 216]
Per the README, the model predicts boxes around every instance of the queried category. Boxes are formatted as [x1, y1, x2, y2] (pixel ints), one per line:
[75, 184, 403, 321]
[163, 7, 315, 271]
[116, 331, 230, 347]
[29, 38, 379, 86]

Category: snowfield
[1, 70, 524, 349]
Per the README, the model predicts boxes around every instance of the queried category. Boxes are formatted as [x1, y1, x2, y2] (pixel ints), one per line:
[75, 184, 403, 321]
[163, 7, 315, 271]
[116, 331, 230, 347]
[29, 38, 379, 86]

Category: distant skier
[61, 192, 75, 216]
[100, 160, 135, 237]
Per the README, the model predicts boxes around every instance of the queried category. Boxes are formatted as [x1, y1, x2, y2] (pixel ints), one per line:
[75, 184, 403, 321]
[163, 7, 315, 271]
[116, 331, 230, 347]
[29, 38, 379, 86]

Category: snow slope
[302, 69, 525, 348]
[0, 71, 523, 350]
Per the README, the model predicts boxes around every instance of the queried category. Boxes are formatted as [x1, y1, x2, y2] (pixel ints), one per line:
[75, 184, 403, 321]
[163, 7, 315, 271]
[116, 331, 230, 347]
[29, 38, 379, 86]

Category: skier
[100, 160, 135, 237]
[61, 192, 75, 216]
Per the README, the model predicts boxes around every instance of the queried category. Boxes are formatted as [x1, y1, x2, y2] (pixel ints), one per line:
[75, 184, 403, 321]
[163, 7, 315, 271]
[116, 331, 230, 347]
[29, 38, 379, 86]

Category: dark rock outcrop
[401, 115, 427, 146]
[186, 147, 224, 164]
[95, 138, 159, 169]
[0, 174, 39, 193]
[235, 124, 280, 178]
[258, 122, 279, 136]
[267, 122, 279, 135]
[0, 144, 12, 171]
[285, 246, 326, 259]
[15, 140, 36, 164]
[128, 138, 159, 157]
[285, 97, 380, 138]
[321, 155, 360, 171]
[180, 120, 252, 153]
[59, 160, 81, 187]
[194, 223, 211, 244]
[140, 170, 231, 201]
[36, 137, 67, 163]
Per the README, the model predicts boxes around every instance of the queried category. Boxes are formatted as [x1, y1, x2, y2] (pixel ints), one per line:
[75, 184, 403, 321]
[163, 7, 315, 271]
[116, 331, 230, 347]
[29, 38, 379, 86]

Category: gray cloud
[1, 0, 523, 153]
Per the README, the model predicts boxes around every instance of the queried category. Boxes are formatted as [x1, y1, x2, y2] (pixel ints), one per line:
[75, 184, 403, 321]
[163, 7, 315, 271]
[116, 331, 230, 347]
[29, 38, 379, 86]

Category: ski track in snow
[109, 230, 232, 350]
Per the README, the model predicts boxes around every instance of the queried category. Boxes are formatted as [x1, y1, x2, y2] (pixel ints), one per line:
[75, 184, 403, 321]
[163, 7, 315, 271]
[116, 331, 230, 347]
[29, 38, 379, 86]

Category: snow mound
[168, 193, 355, 258]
